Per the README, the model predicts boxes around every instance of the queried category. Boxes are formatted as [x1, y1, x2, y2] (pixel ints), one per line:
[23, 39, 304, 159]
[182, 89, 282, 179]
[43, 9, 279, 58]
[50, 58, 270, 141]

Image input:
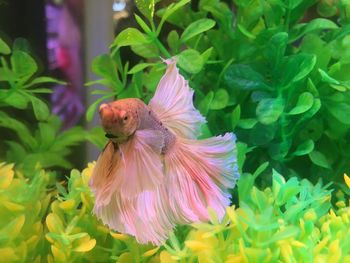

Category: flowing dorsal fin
[149, 59, 206, 139]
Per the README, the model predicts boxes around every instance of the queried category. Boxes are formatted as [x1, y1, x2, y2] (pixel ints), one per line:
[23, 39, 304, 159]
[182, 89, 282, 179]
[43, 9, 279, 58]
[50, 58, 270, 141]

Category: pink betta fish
[89, 59, 239, 245]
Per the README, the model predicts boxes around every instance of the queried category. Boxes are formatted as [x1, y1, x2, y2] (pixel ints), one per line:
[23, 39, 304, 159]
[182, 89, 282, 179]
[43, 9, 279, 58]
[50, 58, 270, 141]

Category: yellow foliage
[0, 163, 14, 189]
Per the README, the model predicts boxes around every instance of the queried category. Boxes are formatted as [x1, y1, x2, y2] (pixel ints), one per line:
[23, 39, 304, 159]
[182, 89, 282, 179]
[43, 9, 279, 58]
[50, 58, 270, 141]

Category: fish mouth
[105, 133, 129, 143]
[105, 133, 118, 139]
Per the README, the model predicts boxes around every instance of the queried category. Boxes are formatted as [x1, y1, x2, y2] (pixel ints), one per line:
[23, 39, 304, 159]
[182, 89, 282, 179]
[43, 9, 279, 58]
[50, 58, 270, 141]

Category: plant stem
[153, 36, 171, 58]
[285, 8, 291, 31]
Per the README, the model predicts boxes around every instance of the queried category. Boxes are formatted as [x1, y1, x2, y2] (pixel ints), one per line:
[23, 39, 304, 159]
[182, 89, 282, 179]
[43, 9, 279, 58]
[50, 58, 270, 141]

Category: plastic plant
[87, 0, 350, 186]
[0, 38, 103, 174]
[0, 163, 52, 262]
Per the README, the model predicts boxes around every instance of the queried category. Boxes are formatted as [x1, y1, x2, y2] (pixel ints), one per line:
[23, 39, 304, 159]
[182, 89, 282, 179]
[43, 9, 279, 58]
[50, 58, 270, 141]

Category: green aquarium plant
[17, 162, 350, 262]
[0, 162, 52, 262]
[87, 0, 350, 186]
[0, 38, 104, 174]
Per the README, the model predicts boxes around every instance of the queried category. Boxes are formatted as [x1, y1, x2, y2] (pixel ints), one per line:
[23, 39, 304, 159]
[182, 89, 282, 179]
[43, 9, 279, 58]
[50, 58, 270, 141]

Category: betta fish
[89, 59, 239, 245]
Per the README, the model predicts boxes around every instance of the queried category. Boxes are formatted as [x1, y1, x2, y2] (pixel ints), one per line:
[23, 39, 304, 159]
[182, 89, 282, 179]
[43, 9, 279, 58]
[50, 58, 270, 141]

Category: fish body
[90, 59, 239, 245]
[99, 98, 176, 152]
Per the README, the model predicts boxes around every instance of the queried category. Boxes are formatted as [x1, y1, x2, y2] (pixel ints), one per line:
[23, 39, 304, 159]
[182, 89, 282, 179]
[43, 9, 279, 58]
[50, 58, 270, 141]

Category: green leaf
[293, 140, 314, 156]
[269, 227, 299, 243]
[266, 32, 288, 67]
[290, 18, 338, 42]
[250, 123, 277, 146]
[156, 0, 191, 35]
[38, 122, 56, 147]
[237, 173, 255, 203]
[224, 64, 267, 90]
[299, 98, 321, 122]
[253, 162, 269, 179]
[201, 47, 213, 64]
[128, 63, 154, 74]
[326, 101, 350, 125]
[112, 28, 148, 47]
[180, 18, 216, 42]
[0, 111, 36, 147]
[135, 0, 155, 22]
[85, 79, 111, 87]
[134, 14, 152, 34]
[167, 30, 180, 53]
[85, 127, 107, 150]
[293, 54, 317, 82]
[11, 50, 37, 80]
[288, 92, 314, 115]
[317, 2, 338, 17]
[30, 96, 50, 121]
[231, 105, 241, 130]
[6, 141, 27, 162]
[307, 78, 319, 96]
[238, 118, 258, 129]
[237, 24, 256, 39]
[269, 141, 291, 160]
[29, 88, 53, 94]
[177, 49, 204, 74]
[282, 54, 316, 85]
[236, 142, 253, 174]
[91, 54, 122, 91]
[272, 169, 285, 198]
[198, 91, 214, 115]
[210, 89, 229, 110]
[131, 43, 159, 58]
[286, 0, 303, 9]
[53, 127, 85, 151]
[13, 38, 31, 53]
[309, 151, 331, 169]
[92, 55, 115, 78]
[24, 76, 65, 88]
[250, 186, 268, 211]
[256, 98, 285, 125]
[3, 92, 29, 109]
[318, 69, 340, 85]
[0, 38, 11, 54]
[143, 64, 165, 92]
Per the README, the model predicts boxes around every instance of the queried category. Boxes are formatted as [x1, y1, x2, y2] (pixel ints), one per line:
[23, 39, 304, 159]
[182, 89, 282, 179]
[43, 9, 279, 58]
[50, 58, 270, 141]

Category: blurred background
[0, 0, 136, 168]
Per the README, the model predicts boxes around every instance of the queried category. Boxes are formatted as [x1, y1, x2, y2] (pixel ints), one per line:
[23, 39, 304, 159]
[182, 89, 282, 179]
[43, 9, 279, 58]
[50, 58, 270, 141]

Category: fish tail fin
[165, 133, 239, 223]
[93, 189, 174, 245]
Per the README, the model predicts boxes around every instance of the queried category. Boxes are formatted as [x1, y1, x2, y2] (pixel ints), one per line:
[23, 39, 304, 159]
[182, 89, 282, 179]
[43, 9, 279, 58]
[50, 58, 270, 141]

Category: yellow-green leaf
[74, 238, 96, 252]
[118, 252, 133, 263]
[344, 174, 350, 188]
[46, 213, 64, 233]
[51, 245, 66, 262]
[142, 247, 160, 257]
[0, 163, 14, 189]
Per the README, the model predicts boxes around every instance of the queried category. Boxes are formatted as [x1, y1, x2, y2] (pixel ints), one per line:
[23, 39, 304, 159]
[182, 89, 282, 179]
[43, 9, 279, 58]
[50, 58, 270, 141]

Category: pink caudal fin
[164, 133, 239, 223]
[93, 187, 175, 245]
[149, 58, 206, 139]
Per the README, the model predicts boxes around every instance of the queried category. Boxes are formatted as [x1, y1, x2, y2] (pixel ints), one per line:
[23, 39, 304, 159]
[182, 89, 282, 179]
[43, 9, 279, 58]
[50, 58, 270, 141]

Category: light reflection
[113, 0, 126, 12]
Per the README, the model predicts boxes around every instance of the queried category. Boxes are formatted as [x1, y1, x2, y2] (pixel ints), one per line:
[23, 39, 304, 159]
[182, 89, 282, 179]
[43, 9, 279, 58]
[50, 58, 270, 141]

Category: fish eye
[123, 116, 128, 121]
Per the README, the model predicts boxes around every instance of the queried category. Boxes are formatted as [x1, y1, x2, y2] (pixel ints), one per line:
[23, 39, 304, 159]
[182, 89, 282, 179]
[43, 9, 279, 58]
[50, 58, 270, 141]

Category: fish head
[99, 99, 139, 141]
